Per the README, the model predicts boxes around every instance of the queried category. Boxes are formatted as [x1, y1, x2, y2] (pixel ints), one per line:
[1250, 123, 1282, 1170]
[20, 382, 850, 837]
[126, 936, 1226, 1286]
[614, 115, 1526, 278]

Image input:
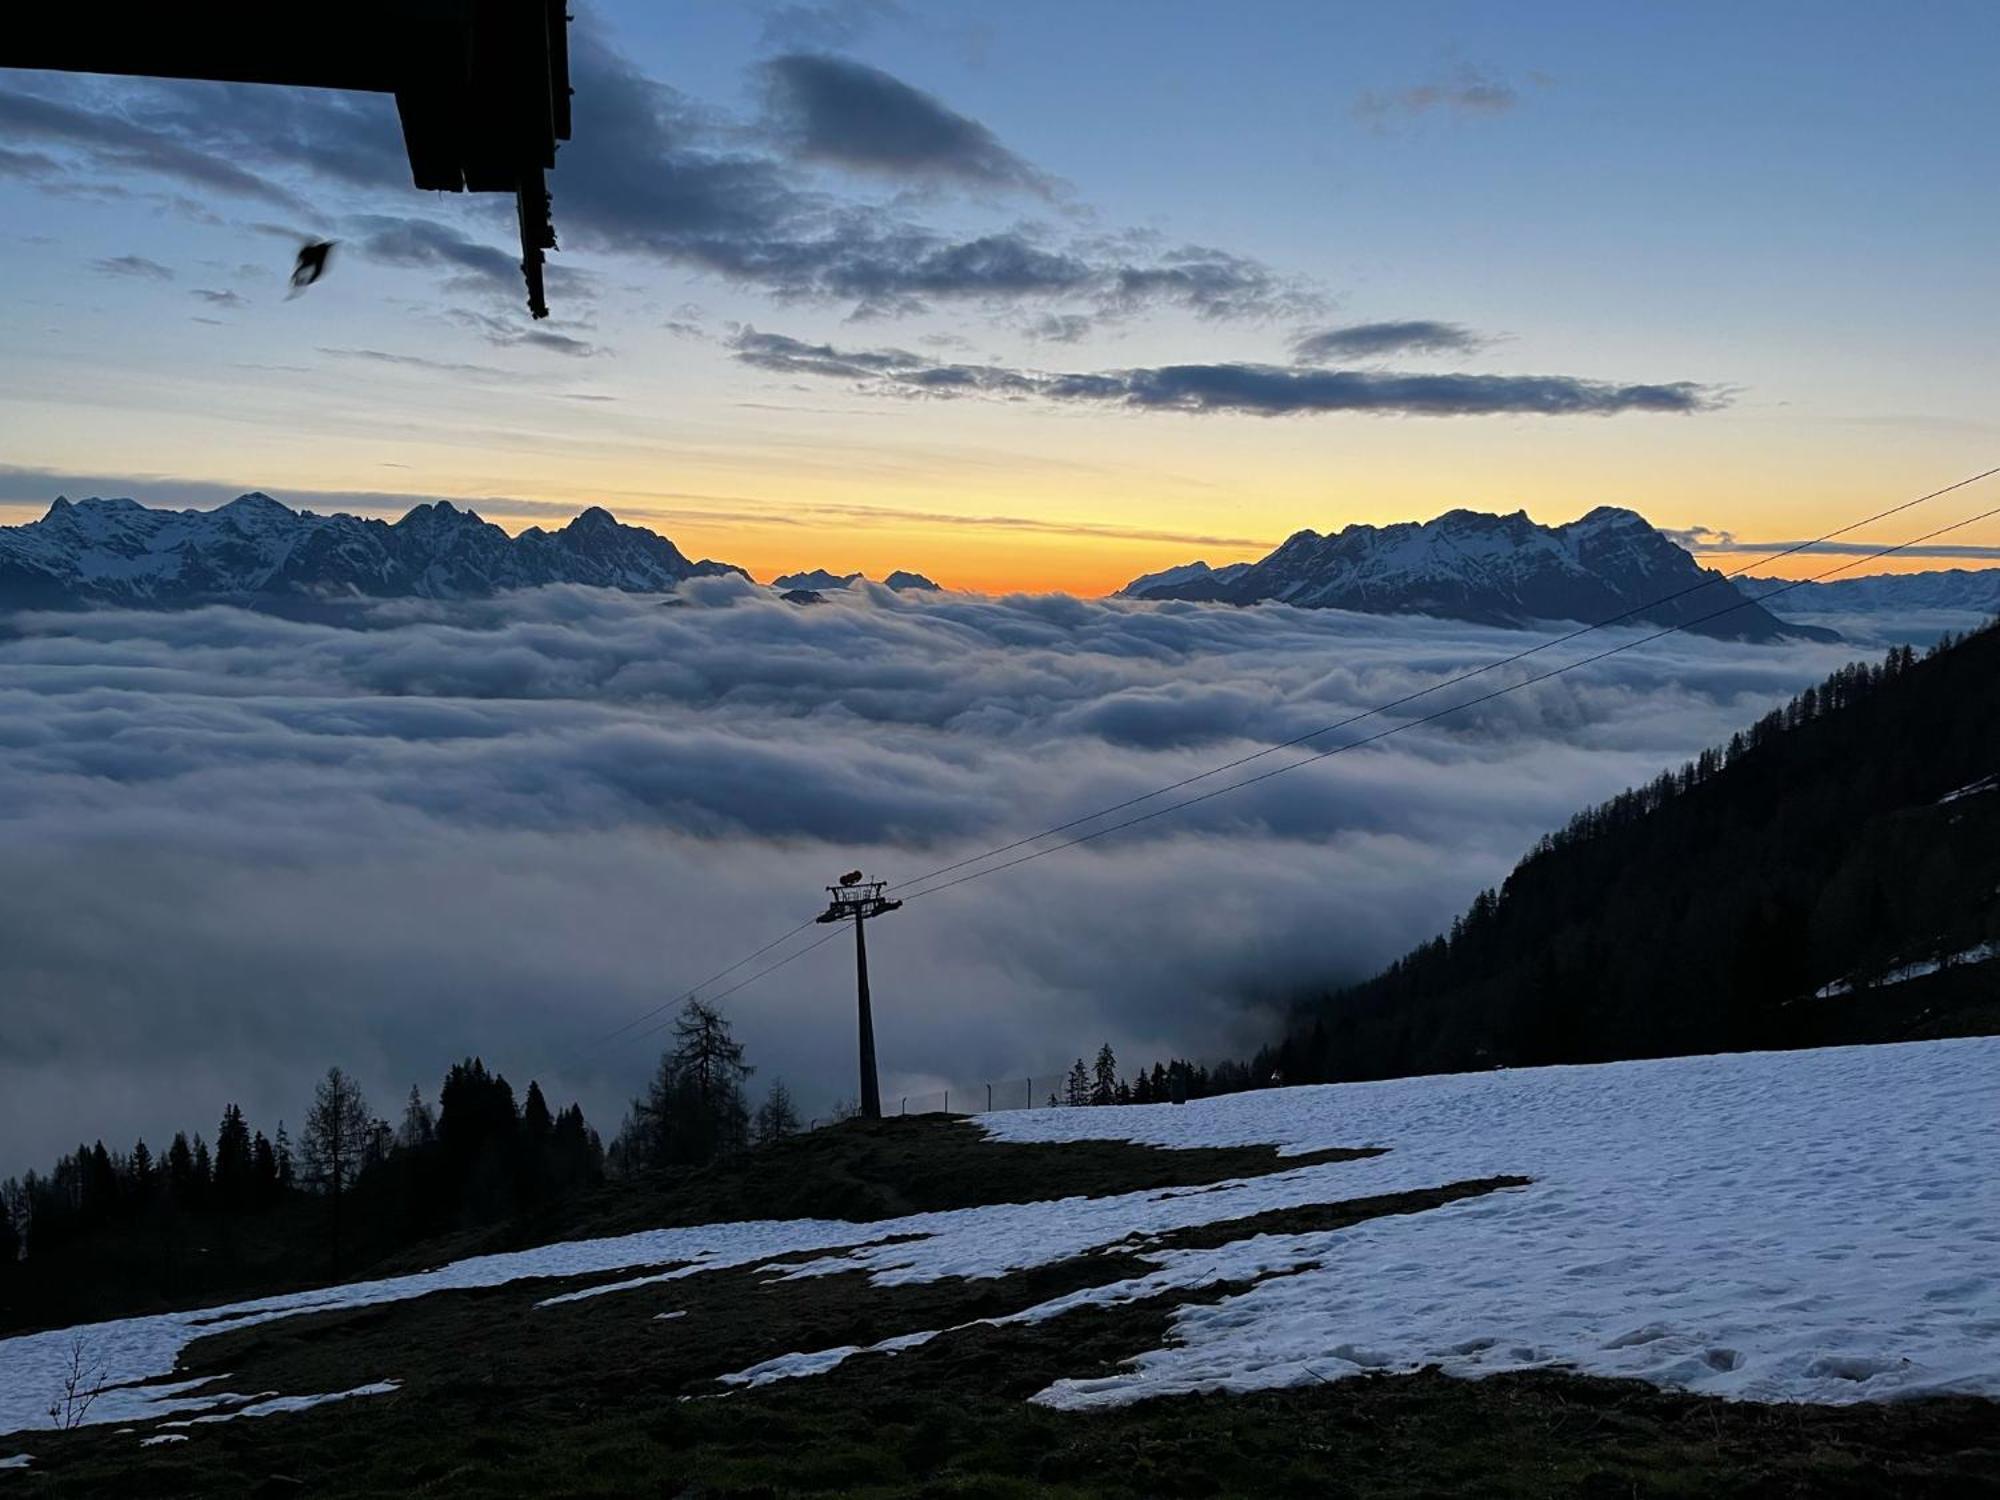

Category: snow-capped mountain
[1115, 559, 1253, 599]
[770, 568, 942, 592]
[0, 494, 746, 608]
[1120, 507, 1834, 643]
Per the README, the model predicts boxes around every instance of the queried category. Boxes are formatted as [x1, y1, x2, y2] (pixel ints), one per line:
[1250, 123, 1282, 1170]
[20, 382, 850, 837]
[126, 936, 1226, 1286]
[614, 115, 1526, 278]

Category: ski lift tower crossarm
[817, 872, 901, 1120]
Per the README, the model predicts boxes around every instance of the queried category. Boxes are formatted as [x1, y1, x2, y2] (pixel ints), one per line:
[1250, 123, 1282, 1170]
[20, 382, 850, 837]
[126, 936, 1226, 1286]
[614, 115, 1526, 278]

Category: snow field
[0, 1037, 1993, 1448]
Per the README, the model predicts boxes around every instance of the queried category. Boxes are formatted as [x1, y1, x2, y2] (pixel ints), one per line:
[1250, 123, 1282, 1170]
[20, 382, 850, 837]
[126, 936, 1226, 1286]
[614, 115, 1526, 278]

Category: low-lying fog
[1, 580, 1874, 1169]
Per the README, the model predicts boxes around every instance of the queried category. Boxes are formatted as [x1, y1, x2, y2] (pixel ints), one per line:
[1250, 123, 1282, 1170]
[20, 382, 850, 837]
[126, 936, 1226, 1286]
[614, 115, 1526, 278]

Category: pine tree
[396, 1086, 436, 1150]
[1064, 1058, 1090, 1108]
[522, 1081, 554, 1141]
[166, 1132, 195, 1207]
[273, 1122, 295, 1190]
[189, 1135, 212, 1208]
[251, 1132, 277, 1203]
[129, 1140, 154, 1202]
[214, 1104, 253, 1210]
[1091, 1044, 1118, 1106]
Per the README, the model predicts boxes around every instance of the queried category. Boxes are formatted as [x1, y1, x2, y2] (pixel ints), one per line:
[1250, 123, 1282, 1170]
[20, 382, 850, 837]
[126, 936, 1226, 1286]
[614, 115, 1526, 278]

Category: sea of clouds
[0, 580, 1871, 1171]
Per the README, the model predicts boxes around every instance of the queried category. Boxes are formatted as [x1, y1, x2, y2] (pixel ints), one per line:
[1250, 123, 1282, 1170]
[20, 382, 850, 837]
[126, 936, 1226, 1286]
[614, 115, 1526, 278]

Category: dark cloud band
[731, 329, 1721, 418]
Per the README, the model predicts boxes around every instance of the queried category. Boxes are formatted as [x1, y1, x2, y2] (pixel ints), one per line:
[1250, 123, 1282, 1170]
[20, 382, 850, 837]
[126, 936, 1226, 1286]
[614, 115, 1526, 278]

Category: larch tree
[754, 1078, 801, 1145]
[302, 1066, 372, 1271]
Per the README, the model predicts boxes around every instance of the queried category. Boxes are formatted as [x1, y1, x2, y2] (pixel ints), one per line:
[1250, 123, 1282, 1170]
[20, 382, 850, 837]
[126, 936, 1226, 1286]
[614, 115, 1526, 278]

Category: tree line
[0, 1058, 604, 1330]
[1242, 621, 2000, 1087]
[0, 1001, 815, 1330]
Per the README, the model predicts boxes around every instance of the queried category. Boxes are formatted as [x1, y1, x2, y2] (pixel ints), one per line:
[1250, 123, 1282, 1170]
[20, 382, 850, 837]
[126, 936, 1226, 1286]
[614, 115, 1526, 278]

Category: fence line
[808, 1071, 1119, 1128]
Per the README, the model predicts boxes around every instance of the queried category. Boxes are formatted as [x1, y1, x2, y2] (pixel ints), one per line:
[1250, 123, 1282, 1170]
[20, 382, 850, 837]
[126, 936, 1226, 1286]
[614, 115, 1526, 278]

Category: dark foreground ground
[6, 1119, 1996, 1498]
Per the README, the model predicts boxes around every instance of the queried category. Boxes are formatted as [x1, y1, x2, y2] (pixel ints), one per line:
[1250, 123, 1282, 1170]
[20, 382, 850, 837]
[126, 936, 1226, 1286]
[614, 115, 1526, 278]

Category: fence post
[944, 1089, 950, 1114]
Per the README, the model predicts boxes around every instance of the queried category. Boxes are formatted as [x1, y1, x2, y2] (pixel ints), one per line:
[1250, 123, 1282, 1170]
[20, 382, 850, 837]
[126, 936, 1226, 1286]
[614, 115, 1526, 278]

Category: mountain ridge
[0, 494, 748, 608]
[771, 567, 942, 592]
[1120, 506, 1836, 643]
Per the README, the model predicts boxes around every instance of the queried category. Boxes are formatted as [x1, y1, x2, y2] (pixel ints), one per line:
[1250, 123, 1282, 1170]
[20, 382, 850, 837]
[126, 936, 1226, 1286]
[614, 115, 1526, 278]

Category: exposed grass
[6, 1121, 1995, 1497]
[416, 1116, 1383, 1262]
[1, 1116, 1379, 1336]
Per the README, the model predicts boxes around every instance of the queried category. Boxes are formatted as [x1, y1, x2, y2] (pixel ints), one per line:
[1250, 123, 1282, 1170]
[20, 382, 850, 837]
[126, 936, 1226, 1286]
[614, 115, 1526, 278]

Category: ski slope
[0, 1038, 1994, 1444]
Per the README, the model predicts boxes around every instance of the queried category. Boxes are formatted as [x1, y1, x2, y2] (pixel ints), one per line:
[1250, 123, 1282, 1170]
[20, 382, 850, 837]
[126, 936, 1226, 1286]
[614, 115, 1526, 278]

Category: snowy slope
[0, 1038, 1993, 1439]
[1115, 559, 1254, 598]
[0, 495, 746, 609]
[1123, 508, 1829, 642]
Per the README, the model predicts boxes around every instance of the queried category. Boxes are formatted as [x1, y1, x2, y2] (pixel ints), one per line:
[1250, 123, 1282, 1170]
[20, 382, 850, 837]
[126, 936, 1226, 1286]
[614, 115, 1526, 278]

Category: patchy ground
[2, 1040, 1996, 1496]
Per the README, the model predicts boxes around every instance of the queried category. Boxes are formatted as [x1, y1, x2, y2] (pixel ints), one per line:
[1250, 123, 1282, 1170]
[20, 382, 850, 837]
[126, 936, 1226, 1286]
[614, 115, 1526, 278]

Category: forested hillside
[1271, 619, 2000, 1083]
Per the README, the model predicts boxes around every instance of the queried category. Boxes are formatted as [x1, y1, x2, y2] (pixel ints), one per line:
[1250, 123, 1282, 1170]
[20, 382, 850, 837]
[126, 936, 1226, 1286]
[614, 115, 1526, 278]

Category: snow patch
[1, 1039, 1995, 1429]
[1814, 941, 1998, 999]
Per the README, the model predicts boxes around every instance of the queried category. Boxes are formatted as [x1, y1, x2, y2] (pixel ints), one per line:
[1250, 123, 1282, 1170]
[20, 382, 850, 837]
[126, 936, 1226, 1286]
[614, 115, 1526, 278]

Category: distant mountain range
[1746, 570, 2000, 619]
[770, 568, 941, 592]
[1120, 507, 1837, 643]
[0, 494, 746, 609]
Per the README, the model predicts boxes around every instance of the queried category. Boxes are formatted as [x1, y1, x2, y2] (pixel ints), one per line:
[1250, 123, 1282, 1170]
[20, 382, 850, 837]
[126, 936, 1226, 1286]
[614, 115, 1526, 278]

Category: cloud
[1292, 320, 1486, 362]
[351, 216, 521, 299]
[1665, 525, 2000, 561]
[317, 346, 540, 381]
[760, 53, 1053, 195]
[729, 328, 1722, 417]
[0, 584, 1864, 1175]
[191, 287, 245, 307]
[0, 84, 315, 214]
[0, 31, 1302, 326]
[90, 253, 175, 281]
[1354, 66, 1521, 125]
[444, 307, 605, 358]
[756, 0, 906, 51]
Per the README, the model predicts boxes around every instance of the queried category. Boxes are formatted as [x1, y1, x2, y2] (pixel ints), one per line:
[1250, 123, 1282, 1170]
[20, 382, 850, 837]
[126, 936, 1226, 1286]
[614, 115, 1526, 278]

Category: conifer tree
[166, 1132, 195, 1206]
[1064, 1058, 1090, 1107]
[251, 1132, 277, 1202]
[129, 1140, 154, 1201]
[189, 1135, 212, 1208]
[396, 1086, 436, 1150]
[1091, 1044, 1118, 1106]
[522, 1081, 554, 1141]
[214, 1105, 253, 1210]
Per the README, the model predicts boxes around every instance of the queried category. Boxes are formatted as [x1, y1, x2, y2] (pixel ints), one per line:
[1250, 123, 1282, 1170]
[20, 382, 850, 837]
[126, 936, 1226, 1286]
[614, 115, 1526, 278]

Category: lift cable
[574, 468, 1999, 1055]
[891, 492, 2000, 908]
[885, 464, 2000, 897]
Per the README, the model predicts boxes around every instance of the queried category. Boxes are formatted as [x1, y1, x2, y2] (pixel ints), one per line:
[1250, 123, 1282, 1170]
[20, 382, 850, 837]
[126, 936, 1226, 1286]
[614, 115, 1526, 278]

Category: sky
[3, 0, 1998, 593]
